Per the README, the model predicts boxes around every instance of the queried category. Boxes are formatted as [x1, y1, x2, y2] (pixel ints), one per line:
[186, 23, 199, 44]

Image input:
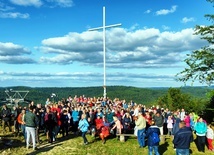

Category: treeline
[1, 85, 214, 121]
[0, 86, 166, 104]
[0, 86, 212, 105]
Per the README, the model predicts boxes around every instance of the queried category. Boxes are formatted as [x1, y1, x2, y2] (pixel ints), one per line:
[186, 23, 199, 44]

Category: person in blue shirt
[146, 121, 160, 155]
[106, 109, 114, 126]
[78, 114, 89, 145]
[72, 107, 79, 134]
[173, 121, 193, 155]
[96, 108, 103, 118]
[122, 100, 128, 110]
[194, 116, 207, 153]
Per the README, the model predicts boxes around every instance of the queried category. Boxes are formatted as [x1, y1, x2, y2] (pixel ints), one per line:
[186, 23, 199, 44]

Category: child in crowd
[111, 116, 123, 135]
[206, 123, 214, 151]
[167, 115, 173, 136]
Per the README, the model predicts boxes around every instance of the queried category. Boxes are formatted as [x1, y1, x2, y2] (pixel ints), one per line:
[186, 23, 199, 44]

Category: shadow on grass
[25, 133, 76, 155]
[26, 143, 62, 155]
[0, 131, 75, 153]
[159, 141, 169, 155]
[88, 133, 137, 144]
[0, 132, 25, 150]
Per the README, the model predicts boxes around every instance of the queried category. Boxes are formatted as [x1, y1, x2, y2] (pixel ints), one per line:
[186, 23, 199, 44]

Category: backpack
[151, 131, 160, 144]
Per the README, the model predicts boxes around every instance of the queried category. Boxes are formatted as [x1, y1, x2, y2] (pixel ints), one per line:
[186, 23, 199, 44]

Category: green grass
[0, 130, 214, 155]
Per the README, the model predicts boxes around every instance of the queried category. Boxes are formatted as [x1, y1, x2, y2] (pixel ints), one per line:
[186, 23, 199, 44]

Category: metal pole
[88, 6, 121, 99]
[103, 6, 106, 99]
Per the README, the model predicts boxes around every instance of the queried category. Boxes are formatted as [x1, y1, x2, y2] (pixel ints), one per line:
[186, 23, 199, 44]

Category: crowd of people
[0, 95, 214, 155]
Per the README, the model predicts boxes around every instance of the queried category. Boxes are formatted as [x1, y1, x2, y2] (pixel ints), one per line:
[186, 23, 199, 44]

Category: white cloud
[0, 70, 174, 87]
[41, 31, 103, 52]
[0, 71, 4, 76]
[0, 0, 73, 18]
[0, 42, 31, 56]
[0, 56, 36, 64]
[9, 0, 43, 7]
[0, 2, 14, 11]
[0, 42, 35, 64]
[156, 5, 177, 15]
[38, 27, 207, 68]
[40, 53, 82, 64]
[181, 17, 195, 23]
[129, 23, 139, 31]
[144, 9, 151, 14]
[0, 12, 29, 18]
[0, 2, 29, 19]
[162, 25, 170, 30]
[45, 0, 74, 7]
[9, 0, 73, 8]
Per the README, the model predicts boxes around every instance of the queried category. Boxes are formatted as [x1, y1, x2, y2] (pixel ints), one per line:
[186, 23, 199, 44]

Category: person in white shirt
[132, 105, 139, 117]
[206, 123, 214, 151]
[180, 108, 185, 121]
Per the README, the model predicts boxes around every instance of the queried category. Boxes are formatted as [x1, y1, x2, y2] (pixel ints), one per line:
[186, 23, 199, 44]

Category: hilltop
[0, 86, 212, 105]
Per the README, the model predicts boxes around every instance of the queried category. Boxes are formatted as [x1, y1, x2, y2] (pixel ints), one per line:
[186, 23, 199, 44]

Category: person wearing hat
[135, 111, 146, 148]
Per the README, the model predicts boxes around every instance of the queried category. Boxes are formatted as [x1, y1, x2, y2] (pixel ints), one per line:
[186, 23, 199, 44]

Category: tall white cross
[88, 6, 122, 99]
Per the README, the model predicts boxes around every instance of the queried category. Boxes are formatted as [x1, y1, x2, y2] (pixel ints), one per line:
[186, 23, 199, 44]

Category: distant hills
[0, 86, 213, 106]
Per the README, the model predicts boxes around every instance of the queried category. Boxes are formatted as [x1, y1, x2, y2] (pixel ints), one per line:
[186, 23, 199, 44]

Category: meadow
[0, 129, 214, 155]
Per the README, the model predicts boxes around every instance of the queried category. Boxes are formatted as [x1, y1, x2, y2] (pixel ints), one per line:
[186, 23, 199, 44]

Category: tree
[176, 0, 214, 86]
[156, 88, 209, 113]
[206, 89, 214, 108]
[157, 88, 188, 111]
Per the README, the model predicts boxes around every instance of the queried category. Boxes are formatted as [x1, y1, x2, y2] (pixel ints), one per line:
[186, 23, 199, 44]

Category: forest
[0, 86, 211, 103]
[0, 86, 213, 119]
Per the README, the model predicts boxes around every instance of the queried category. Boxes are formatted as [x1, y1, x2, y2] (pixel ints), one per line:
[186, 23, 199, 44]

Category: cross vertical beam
[103, 6, 106, 99]
[88, 6, 122, 99]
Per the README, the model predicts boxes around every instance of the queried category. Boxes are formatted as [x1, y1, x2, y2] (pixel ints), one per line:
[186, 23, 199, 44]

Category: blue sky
[0, 0, 213, 88]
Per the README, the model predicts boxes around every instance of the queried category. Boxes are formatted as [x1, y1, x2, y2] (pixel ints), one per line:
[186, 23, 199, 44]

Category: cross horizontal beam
[88, 23, 122, 31]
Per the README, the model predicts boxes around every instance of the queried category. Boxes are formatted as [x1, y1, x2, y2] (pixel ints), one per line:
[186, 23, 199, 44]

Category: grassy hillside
[0, 130, 214, 155]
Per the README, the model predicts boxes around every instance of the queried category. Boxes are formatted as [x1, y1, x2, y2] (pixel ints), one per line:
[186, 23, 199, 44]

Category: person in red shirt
[17, 109, 26, 140]
[95, 115, 110, 144]
[55, 110, 61, 138]
[145, 111, 152, 128]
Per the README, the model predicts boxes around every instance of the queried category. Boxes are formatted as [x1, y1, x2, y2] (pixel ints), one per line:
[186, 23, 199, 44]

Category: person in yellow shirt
[135, 111, 146, 148]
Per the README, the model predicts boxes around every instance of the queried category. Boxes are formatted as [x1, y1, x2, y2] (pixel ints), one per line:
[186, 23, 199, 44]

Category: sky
[0, 0, 213, 88]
